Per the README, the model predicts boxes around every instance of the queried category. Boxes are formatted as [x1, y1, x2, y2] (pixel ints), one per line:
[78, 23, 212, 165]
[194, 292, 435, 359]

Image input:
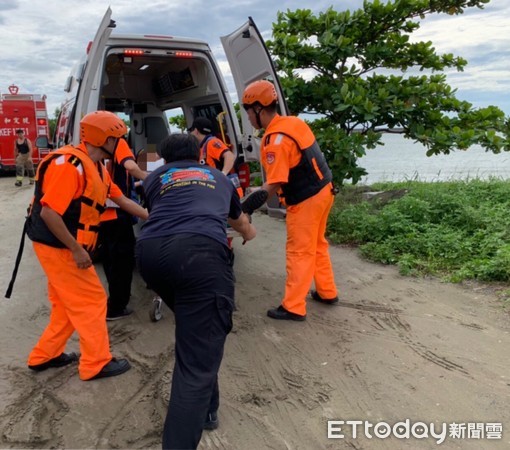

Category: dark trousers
[136, 234, 235, 450]
[99, 215, 135, 315]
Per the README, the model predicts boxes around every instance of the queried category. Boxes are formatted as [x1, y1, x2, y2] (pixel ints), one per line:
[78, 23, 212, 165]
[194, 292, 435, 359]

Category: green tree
[48, 107, 60, 139]
[267, 0, 509, 184]
[169, 114, 187, 132]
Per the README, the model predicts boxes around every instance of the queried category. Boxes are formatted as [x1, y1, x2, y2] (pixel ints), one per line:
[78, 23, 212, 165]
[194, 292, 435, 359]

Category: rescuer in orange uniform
[26, 111, 148, 380]
[100, 137, 147, 320]
[188, 117, 244, 198]
[241, 80, 338, 321]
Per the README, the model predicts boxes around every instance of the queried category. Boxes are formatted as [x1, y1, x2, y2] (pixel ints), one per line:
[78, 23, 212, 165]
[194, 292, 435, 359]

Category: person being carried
[99, 137, 148, 321]
[136, 133, 255, 450]
[241, 79, 339, 321]
[26, 111, 148, 380]
[14, 129, 35, 186]
[188, 117, 244, 198]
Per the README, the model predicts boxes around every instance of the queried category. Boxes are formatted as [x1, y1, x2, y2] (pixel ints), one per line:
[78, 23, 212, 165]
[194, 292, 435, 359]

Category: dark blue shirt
[138, 160, 242, 247]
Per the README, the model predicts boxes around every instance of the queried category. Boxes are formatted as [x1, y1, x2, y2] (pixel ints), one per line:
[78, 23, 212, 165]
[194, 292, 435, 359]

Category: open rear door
[221, 17, 289, 218]
[72, 8, 116, 145]
[221, 17, 289, 162]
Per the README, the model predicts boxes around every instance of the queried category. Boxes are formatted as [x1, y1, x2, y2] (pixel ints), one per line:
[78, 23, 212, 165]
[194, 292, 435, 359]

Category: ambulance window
[166, 107, 185, 133]
[191, 104, 232, 148]
[193, 104, 223, 121]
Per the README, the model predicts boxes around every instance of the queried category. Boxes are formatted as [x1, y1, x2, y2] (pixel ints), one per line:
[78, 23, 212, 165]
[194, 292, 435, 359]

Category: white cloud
[410, 0, 510, 110]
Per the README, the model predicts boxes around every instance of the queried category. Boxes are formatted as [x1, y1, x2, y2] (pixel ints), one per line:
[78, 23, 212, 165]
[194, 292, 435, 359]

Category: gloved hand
[241, 189, 268, 215]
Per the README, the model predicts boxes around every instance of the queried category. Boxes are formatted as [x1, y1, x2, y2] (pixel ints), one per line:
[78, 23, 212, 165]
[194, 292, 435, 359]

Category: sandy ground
[1, 175, 510, 450]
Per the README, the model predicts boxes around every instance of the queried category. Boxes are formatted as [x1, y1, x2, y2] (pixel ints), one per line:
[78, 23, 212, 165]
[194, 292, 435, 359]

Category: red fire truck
[0, 84, 50, 172]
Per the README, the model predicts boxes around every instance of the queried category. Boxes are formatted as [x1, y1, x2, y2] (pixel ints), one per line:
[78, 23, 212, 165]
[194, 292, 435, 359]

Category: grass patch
[328, 179, 510, 282]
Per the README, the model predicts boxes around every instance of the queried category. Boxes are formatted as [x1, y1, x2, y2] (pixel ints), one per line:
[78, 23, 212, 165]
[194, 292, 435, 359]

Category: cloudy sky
[1, 0, 509, 117]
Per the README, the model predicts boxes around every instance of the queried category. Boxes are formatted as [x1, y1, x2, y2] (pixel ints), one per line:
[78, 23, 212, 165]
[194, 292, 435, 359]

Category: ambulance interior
[99, 47, 237, 168]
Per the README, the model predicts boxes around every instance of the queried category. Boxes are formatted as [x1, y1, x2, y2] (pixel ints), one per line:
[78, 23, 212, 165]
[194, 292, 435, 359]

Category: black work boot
[311, 290, 339, 304]
[267, 305, 306, 321]
[28, 352, 79, 371]
[87, 358, 131, 380]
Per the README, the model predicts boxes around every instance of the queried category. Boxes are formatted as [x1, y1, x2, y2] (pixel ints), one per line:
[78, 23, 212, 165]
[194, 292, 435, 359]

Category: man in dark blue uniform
[135, 133, 256, 450]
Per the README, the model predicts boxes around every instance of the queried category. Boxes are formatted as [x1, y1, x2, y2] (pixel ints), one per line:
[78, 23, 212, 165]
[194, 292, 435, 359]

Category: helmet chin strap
[254, 107, 263, 130]
[100, 147, 114, 158]
[100, 138, 119, 158]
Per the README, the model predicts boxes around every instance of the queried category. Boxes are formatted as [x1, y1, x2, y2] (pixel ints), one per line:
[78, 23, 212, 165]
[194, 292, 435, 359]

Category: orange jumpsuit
[27, 144, 123, 380]
[101, 138, 135, 221]
[200, 135, 244, 198]
[261, 115, 337, 316]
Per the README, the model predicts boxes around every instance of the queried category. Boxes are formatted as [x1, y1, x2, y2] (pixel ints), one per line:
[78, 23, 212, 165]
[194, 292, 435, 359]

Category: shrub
[328, 179, 510, 282]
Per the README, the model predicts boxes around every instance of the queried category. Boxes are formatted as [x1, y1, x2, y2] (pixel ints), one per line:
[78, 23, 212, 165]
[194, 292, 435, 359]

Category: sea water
[358, 133, 510, 185]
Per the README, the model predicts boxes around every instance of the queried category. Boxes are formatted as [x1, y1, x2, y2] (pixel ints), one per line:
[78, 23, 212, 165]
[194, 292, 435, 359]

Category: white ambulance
[52, 7, 288, 213]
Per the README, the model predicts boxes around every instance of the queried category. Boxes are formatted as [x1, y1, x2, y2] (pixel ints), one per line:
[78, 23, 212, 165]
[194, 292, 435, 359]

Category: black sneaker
[14, 181, 22, 187]
[87, 358, 131, 380]
[204, 411, 219, 430]
[28, 352, 79, 372]
[311, 290, 339, 305]
[267, 305, 306, 321]
[106, 308, 133, 321]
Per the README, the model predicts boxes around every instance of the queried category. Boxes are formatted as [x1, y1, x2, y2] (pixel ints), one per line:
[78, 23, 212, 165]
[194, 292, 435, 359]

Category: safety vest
[200, 135, 243, 197]
[263, 116, 332, 205]
[27, 146, 108, 252]
[199, 135, 223, 169]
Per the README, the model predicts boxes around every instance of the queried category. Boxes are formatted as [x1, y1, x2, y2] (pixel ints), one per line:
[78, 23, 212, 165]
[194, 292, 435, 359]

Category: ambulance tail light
[238, 163, 250, 188]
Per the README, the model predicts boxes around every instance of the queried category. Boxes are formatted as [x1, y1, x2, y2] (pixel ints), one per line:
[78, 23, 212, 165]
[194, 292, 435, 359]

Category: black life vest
[263, 116, 332, 205]
[27, 146, 108, 252]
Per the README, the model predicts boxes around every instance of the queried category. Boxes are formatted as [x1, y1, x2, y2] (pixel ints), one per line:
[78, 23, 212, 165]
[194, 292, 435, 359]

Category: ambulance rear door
[221, 17, 289, 163]
[72, 7, 116, 145]
[221, 18, 288, 217]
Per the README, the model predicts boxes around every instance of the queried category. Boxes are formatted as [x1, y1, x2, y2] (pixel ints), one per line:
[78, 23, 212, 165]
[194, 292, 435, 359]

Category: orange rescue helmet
[80, 111, 127, 147]
[242, 80, 278, 107]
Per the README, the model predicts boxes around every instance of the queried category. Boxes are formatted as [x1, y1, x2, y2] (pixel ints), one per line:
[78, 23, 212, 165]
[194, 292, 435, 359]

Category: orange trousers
[28, 242, 112, 380]
[282, 183, 338, 316]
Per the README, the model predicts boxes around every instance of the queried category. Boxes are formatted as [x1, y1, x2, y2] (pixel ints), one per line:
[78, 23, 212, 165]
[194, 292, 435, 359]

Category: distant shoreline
[359, 134, 510, 185]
